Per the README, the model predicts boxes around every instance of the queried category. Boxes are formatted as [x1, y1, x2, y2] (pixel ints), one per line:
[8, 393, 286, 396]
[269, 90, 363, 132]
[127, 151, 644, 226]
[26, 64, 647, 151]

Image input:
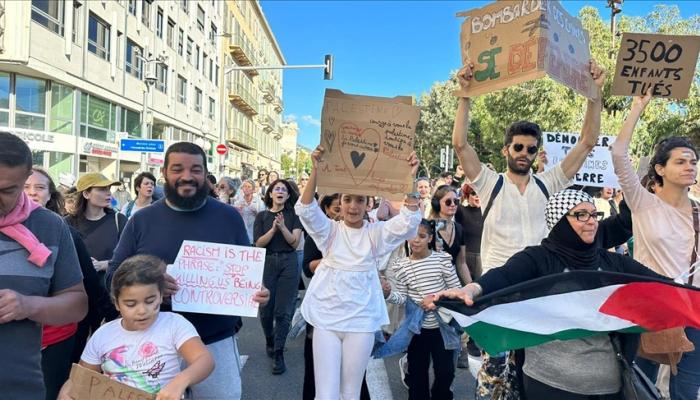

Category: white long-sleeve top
[295, 199, 421, 332]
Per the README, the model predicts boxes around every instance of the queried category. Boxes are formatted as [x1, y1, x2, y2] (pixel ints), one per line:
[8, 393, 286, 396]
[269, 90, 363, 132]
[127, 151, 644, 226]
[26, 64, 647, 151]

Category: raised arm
[452, 63, 482, 181]
[560, 60, 605, 179]
[300, 145, 323, 205]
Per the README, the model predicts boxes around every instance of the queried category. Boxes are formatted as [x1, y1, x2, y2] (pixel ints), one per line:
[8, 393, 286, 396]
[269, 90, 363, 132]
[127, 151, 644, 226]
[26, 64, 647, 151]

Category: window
[15, 75, 47, 130]
[80, 92, 117, 142]
[156, 7, 163, 38]
[155, 64, 168, 93]
[167, 18, 175, 47]
[177, 28, 184, 56]
[196, 5, 205, 32]
[88, 13, 110, 60]
[186, 37, 193, 64]
[127, 0, 136, 16]
[194, 88, 202, 112]
[203, 53, 208, 77]
[72, 2, 82, 44]
[142, 0, 151, 28]
[180, 0, 188, 13]
[210, 23, 217, 44]
[214, 64, 219, 86]
[50, 83, 74, 134]
[208, 58, 213, 82]
[0, 72, 9, 127]
[177, 75, 187, 104]
[208, 97, 215, 120]
[121, 108, 141, 138]
[194, 45, 200, 70]
[126, 39, 143, 78]
[32, 0, 64, 36]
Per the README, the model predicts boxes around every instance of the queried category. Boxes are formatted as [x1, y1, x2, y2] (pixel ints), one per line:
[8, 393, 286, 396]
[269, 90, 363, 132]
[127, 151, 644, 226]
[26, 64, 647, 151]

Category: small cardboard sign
[611, 32, 700, 99]
[542, 132, 619, 188]
[68, 363, 155, 400]
[456, 0, 597, 100]
[317, 89, 420, 201]
[167, 241, 265, 317]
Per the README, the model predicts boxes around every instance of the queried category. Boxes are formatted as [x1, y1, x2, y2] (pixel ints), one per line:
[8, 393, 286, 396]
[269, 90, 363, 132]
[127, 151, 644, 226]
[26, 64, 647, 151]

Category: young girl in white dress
[295, 145, 422, 399]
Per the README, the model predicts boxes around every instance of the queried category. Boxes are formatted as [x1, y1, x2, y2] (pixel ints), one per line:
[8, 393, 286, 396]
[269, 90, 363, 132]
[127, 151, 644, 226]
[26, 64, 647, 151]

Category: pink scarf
[0, 192, 52, 267]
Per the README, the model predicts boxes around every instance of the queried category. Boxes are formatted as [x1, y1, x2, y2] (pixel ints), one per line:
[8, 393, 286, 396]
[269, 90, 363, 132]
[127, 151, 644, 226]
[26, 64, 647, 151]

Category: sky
[260, 1, 699, 149]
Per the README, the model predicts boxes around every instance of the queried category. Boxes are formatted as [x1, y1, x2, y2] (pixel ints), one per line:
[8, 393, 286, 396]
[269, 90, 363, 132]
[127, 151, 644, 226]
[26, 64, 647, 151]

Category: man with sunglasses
[451, 59, 605, 398]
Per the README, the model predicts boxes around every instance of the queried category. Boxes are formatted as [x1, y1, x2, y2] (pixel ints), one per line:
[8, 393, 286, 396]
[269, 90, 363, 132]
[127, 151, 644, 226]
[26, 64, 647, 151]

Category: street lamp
[134, 50, 167, 171]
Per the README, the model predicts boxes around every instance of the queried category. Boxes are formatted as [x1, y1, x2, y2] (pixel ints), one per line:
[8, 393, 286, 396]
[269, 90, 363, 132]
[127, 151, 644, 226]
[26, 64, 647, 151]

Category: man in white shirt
[452, 60, 605, 273]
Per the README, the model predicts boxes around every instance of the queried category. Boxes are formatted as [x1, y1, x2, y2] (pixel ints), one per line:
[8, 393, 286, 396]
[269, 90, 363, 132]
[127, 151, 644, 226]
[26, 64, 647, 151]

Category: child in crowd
[386, 219, 462, 400]
[59, 255, 214, 400]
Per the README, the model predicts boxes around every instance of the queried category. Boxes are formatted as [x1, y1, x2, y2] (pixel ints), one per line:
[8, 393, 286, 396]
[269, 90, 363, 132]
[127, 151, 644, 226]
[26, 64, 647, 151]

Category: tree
[281, 153, 294, 178]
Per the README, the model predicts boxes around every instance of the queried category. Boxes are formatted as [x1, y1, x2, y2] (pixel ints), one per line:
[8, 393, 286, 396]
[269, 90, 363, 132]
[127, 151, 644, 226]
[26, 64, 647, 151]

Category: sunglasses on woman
[512, 143, 539, 155]
[443, 199, 458, 207]
[566, 210, 604, 222]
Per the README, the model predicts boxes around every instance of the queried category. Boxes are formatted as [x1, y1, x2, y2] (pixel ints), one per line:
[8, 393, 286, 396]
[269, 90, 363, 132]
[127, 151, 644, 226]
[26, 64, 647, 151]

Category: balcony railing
[273, 95, 283, 113]
[260, 115, 276, 133]
[260, 82, 275, 103]
[227, 34, 258, 77]
[228, 127, 257, 150]
[228, 83, 258, 116]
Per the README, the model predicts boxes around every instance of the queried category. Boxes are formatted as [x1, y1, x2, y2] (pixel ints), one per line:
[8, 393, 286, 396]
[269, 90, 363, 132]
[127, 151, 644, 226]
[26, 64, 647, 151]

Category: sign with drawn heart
[317, 89, 420, 201]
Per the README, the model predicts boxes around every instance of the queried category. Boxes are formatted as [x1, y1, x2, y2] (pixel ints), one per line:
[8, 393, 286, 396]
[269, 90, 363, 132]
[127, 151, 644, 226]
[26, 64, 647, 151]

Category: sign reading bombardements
[611, 32, 700, 99]
[455, 0, 597, 100]
[317, 89, 420, 201]
[542, 132, 619, 188]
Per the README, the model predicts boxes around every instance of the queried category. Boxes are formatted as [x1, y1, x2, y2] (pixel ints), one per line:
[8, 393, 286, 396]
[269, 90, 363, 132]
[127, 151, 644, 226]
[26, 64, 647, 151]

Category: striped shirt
[387, 251, 461, 328]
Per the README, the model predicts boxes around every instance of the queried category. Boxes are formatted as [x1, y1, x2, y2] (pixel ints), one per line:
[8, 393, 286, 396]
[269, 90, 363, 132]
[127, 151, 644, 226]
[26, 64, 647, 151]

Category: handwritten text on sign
[68, 363, 155, 400]
[456, 0, 597, 99]
[611, 33, 700, 100]
[317, 89, 420, 201]
[167, 241, 264, 317]
[543, 132, 619, 188]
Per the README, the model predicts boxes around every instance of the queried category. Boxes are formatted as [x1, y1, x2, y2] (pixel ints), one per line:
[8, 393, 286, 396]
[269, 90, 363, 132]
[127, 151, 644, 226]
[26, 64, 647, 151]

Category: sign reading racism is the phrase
[455, 0, 598, 100]
[611, 32, 700, 99]
[317, 89, 420, 201]
[542, 132, 619, 188]
[167, 241, 265, 317]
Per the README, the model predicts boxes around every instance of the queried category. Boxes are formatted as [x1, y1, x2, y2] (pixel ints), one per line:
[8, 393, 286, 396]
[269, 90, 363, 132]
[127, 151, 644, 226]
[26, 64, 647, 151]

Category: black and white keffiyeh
[545, 189, 594, 230]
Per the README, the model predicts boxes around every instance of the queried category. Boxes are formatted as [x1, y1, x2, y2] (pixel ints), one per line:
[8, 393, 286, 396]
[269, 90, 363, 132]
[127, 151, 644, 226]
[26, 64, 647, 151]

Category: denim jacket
[372, 300, 462, 358]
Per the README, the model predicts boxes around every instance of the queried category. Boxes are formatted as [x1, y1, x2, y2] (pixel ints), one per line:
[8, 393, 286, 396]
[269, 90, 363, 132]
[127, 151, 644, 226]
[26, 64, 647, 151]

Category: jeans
[670, 327, 700, 400]
[42, 335, 76, 400]
[260, 251, 300, 351]
[407, 328, 456, 400]
[184, 335, 242, 399]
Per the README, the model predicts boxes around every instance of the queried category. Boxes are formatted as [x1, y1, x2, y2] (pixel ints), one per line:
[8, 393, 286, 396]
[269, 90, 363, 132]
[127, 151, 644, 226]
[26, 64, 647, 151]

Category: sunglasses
[443, 199, 458, 207]
[566, 210, 604, 222]
[512, 143, 539, 155]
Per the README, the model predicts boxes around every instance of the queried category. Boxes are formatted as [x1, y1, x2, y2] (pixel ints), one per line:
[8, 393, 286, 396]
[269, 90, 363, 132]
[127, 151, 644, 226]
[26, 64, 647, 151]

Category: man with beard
[451, 60, 605, 399]
[106, 142, 269, 400]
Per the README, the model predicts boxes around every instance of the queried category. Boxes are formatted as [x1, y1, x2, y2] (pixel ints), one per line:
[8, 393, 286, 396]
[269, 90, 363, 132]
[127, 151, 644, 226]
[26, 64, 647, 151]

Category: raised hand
[311, 145, 325, 170]
[456, 61, 475, 91]
[589, 59, 606, 89]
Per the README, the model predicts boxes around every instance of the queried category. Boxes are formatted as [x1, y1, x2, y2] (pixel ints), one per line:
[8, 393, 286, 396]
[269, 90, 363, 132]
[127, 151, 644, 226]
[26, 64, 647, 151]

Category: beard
[164, 177, 210, 210]
[506, 153, 535, 175]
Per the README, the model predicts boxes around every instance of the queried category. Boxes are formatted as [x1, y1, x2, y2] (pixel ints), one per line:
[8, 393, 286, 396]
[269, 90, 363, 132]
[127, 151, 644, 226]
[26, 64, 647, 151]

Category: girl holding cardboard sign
[295, 145, 422, 400]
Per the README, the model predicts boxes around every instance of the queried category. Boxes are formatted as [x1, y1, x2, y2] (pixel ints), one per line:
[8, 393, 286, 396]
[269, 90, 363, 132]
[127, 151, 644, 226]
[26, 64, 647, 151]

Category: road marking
[366, 358, 393, 400]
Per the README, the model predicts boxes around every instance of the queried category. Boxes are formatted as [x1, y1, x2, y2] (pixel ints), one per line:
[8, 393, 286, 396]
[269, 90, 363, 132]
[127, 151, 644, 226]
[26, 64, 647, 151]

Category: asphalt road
[237, 315, 477, 400]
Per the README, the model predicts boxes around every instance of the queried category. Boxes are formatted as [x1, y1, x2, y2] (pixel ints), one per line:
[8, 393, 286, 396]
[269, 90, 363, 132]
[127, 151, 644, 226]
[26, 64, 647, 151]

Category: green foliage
[414, 4, 700, 173]
[281, 153, 294, 177]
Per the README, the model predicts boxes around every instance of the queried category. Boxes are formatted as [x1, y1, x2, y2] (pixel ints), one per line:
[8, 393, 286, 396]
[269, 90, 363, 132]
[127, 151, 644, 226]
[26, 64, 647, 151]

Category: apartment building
[220, 0, 284, 179]
[0, 0, 223, 183]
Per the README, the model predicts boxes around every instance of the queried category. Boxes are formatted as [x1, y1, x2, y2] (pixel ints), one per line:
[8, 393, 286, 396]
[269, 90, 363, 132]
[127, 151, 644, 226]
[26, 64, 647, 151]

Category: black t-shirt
[68, 210, 127, 261]
[438, 220, 464, 264]
[253, 207, 302, 253]
[456, 205, 484, 254]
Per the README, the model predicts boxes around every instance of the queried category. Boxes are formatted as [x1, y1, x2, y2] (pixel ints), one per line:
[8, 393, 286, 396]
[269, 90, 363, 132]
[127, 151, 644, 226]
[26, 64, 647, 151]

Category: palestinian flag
[438, 271, 700, 354]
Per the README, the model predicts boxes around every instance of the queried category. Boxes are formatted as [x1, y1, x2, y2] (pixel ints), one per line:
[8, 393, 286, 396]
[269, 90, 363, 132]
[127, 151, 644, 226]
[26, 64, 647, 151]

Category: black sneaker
[265, 336, 274, 358]
[272, 350, 286, 375]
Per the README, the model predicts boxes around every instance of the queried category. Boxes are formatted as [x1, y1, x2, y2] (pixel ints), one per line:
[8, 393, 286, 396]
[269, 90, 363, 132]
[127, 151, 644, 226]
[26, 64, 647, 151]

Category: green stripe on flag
[465, 321, 645, 354]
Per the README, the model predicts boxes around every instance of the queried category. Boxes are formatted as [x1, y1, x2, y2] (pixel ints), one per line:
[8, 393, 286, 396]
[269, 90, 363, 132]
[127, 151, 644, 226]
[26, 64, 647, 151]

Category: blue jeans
[670, 327, 700, 400]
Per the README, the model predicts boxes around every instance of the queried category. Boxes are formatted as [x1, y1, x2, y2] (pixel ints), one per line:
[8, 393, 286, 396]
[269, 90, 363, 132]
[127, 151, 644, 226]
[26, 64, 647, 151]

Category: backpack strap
[532, 175, 550, 199]
[124, 201, 135, 219]
[481, 175, 504, 221]
[689, 200, 699, 285]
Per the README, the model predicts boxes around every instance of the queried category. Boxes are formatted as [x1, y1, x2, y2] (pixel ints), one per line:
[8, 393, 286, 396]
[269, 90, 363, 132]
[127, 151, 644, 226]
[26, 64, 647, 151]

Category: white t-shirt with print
[81, 312, 199, 394]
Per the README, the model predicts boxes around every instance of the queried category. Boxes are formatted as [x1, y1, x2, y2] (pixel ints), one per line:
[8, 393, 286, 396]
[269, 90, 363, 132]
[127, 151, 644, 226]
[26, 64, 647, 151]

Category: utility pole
[135, 50, 167, 172]
[607, 0, 624, 59]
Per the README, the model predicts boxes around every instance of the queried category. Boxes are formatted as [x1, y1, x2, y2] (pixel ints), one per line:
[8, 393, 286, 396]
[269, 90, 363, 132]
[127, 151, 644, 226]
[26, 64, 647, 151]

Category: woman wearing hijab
[434, 189, 666, 399]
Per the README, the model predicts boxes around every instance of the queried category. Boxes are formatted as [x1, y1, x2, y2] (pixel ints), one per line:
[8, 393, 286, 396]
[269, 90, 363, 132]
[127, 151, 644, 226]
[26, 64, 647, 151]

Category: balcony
[273, 95, 283, 113]
[260, 115, 276, 133]
[227, 34, 258, 77]
[260, 82, 275, 103]
[228, 83, 258, 116]
[228, 127, 257, 150]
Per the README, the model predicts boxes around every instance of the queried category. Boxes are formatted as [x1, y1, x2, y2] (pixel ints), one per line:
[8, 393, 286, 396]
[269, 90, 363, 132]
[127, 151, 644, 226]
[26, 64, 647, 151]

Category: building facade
[220, 0, 284, 180]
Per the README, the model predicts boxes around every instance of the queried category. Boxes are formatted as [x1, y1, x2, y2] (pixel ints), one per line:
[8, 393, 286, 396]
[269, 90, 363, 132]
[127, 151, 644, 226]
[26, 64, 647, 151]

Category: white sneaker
[399, 354, 409, 389]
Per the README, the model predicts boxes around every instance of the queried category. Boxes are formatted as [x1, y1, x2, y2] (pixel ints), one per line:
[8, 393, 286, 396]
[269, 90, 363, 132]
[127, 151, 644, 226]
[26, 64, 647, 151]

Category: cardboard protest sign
[543, 132, 619, 188]
[611, 32, 700, 99]
[456, 0, 597, 100]
[317, 89, 420, 201]
[167, 241, 264, 317]
[68, 363, 155, 400]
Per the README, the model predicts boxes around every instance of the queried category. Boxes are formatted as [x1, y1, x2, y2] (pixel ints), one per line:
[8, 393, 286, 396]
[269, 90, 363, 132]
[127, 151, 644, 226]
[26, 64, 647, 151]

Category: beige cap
[75, 173, 120, 192]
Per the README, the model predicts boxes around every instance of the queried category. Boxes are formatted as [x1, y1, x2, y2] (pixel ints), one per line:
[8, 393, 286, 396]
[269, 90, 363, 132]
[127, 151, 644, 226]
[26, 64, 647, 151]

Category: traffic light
[324, 54, 333, 80]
